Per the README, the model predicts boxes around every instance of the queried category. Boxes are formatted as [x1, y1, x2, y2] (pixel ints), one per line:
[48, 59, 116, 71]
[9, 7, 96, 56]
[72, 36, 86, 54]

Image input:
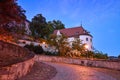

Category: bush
[94, 52, 108, 59]
[66, 50, 81, 58]
[44, 51, 58, 56]
[118, 54, 120, 59]
[24, 44, 43, 54]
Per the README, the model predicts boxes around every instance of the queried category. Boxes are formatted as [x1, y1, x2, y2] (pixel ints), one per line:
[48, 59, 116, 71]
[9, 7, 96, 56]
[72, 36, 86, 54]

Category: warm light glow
[84, 44, 89, 49]
[42, 42, 45, 44]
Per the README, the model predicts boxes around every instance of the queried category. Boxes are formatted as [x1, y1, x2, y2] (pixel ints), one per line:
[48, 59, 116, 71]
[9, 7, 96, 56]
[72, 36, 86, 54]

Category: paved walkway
[45, 62, 118, 80]
[18, 61, 120, 80]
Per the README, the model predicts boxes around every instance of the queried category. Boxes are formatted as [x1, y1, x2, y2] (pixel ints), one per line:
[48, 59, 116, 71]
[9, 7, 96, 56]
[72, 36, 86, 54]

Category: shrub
[66, 50, 81, 58]
[94, 52, 108, 59]
[24, 44, 43, 54]
[44, 51, 58, 56]
[118, 54, 120, 59]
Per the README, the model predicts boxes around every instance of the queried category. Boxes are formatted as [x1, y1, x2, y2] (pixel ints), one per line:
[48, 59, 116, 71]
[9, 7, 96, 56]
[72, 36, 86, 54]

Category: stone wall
[0, 40, 34, 67]
[0, 57, 34, 80]
[35, 55, 120, 70]
[0, 41, 35, 80]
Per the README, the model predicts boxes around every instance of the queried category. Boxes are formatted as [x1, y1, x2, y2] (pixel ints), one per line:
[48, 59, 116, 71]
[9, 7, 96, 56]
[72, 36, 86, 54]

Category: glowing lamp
[84, 44, 89, 49]
[42, 42, 45, 44]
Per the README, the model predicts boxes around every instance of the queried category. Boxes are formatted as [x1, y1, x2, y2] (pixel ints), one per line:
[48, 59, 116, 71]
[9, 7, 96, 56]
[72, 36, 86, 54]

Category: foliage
[0, 0, 26, 42]
[80, 50, 108, 59]
[30, 14, 65, 40]
[48, 34, 69, 56]
[30, 14, 48, 39]
[118, 54, 120, 58]
[24, 44, 43, 54]
[0, 0, 26, 25]
[0, 29, 14, 42]
[44, 51, 58, 56]
[47, 20, 65, 34]
[72, 38, 85, 52]
[93, 50, 108, 59]
[48, 34, 108, 59]
[66, 49, 81, 58]
[80, 51, 94, 58]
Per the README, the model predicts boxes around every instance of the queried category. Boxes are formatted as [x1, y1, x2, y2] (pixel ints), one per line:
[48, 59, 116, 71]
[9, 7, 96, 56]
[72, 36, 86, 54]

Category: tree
[0, 0, 26, 42]
[24, 44, 44, 54]
[30, 14, 49, 39]
[47, 20, 65, 34]
[66, 38, 94, 58]
[0, 0, 26, 26]
[48, 34, 69, 56]
[93, 51, 108, 59]
[72, 38, 85, 52]
[118, 54, 120, 59]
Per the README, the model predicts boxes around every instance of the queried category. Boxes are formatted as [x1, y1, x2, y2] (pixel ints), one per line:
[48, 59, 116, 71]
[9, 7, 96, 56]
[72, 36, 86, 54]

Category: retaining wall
[35, 55, 120, 70]
[0, 41, 35, 80]
[0, 57, 34, 80]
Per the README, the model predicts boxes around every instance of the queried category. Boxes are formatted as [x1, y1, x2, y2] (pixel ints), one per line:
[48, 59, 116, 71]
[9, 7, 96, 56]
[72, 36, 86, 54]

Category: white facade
[56, 30, 93, 51]
[56, 30, 61, 35]
[17, 39, 58, 53]
[79, 35, 93, 51]
[67, 37, 75, 46]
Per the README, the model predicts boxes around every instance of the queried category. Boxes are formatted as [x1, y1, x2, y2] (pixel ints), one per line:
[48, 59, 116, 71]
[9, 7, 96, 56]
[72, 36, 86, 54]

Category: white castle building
[53, 26, 93, 51]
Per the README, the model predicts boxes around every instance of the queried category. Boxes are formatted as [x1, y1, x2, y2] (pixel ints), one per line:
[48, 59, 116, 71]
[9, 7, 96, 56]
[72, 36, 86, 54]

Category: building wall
[56, 31, 93, 51]
[67, 37, 75, 46]
[80, 35, 93, 51]
[17, 40, 50, 52]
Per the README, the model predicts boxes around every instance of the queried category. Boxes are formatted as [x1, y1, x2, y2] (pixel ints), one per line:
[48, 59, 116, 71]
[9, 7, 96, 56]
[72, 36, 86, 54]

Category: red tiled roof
[53, 26, 92, 37]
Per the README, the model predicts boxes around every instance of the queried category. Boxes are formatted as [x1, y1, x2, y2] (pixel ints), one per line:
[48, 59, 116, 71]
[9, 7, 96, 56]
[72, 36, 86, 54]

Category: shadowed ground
[18, 62, 57, 80]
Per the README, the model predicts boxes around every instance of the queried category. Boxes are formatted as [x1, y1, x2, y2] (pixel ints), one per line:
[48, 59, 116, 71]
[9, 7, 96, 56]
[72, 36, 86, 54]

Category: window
[90, 39, 92, 42]
[86, 38, 88, 41]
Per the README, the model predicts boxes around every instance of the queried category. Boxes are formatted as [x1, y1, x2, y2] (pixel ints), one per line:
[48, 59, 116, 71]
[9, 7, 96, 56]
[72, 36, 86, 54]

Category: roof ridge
[59, 26, 83, 30]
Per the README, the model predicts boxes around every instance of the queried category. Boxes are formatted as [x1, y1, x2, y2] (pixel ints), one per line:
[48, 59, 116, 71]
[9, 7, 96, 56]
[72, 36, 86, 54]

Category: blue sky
[18, 0, 120, 56]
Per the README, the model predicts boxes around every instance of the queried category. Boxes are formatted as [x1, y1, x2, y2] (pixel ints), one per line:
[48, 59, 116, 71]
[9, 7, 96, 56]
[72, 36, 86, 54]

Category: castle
[53, 26, 93, 51]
